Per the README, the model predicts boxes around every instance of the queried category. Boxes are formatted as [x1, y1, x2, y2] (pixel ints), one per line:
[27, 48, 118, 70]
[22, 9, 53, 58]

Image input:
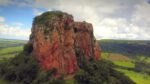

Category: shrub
[134, 61, 150, 75]
[0, 52, 38, 83]
[74, 59, 135, 84]
[0, 52, 66, 84]
[23, 43, 33, 55]
[33, 11, 65, 25]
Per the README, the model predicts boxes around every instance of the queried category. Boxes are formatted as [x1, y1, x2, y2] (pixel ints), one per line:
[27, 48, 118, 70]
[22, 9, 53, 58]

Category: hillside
[98, 39, 150, 57]
[0, 38, 27, 61]
[100, 39, 150, 84]
[0, 38, 27, 49]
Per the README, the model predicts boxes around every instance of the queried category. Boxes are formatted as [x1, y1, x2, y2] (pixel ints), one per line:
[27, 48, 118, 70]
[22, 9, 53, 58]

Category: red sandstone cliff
[28, 11, 101, 75]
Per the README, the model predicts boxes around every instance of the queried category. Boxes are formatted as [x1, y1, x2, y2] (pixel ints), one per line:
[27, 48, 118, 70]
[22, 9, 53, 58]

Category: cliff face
[29, 11, 101, 75]
[74, 22, 100, 60]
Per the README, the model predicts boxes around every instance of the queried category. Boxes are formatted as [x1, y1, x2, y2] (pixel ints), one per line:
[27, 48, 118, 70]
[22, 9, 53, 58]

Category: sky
[0, 0, 150, 40]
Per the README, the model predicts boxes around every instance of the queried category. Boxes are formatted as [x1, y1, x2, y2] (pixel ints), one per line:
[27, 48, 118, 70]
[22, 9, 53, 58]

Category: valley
[100, 40, 150, 84]
[0, 39, 150, 84]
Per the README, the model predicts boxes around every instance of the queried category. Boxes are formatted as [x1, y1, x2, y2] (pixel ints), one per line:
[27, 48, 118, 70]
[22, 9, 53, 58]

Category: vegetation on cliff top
[33, 11, 69, 25]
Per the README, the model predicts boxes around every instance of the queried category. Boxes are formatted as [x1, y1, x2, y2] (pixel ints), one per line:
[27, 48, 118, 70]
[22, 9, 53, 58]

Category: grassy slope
[99, 39, 150, 84]
[102, 52, 135, 68]
[99, 39, 150, 57]
[116, 68, 150, 84]
[0, 38, 27, 49]
[0, 46, 23, 55]
[0, 39, 26, 61]
[0, 46, 23, 61]
[101, 52, 150, 84]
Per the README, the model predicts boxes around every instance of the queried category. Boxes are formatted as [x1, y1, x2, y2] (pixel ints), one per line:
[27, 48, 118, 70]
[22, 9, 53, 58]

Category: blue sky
[0, 5, 33, 28]
[0, 0, 150, 40]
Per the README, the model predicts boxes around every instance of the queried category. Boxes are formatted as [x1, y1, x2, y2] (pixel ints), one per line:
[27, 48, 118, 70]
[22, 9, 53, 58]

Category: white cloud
[0, 24, 31, 40]
[0, 16, 5, 22]
[32, 8, 45, 15]
[94, 17, 150, 40]
[131, 1, 150, 33]
[1, 0, 150, 40]
[12, 22, 24, 26]
[0, 18, 30, 40]
[2, 0, 34, 7]
[33, 0, 123, 23]
[32, 0, 150, 40]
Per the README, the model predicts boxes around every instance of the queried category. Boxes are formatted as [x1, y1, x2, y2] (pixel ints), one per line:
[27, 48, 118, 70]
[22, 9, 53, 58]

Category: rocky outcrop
[28, 11, 101, 75]
[74, 22, 100, 60]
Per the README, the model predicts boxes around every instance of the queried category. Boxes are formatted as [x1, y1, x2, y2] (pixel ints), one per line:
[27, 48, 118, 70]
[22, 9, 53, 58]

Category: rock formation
[28, 11, 101, 75]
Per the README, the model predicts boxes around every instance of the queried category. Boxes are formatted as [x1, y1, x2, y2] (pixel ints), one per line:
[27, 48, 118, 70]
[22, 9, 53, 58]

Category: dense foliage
[134, 61, 150, 75]
[0, 52, 66, 84]
[24, 43, 33, 55]
[33, 11, 67, 25]
[74, 59, 135, 84]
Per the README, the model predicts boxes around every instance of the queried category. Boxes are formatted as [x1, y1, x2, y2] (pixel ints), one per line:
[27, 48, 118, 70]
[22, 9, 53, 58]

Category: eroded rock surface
[28, 11, 101, 75]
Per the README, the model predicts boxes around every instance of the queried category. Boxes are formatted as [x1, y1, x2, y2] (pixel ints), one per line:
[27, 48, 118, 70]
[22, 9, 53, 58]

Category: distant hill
[98, 39, 150, 57]
[0, 38, 27, 61]
[0, 38, 27, 50]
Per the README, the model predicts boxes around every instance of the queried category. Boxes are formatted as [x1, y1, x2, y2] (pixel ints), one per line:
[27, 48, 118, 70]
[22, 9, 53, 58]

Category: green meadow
[0, 46, 23, 55]
[101, 52, 135, 68]
[0, 38, 26, 61]
[115, 68, 150, 84]
[0, 46, 23, 61]
[101, 52, 150, 84]
[0, 39, 26, 49]
[113, 61, 135, 68]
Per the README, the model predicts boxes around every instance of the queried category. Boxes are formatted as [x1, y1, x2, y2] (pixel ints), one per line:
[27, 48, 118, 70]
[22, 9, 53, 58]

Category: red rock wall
[29, 11, 101, 75]
[30, 14, 77, 75]
[74, 22, 100, 60]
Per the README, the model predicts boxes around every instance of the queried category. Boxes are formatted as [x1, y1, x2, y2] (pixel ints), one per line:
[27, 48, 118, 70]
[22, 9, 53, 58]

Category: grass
[99, 39, 150, 45]
[101, 52, 132, 61]
[0, 78, 13, 84]
[0, 54, 16, 62]
[102, 52, 150, 84]
[116, 68, 150, 84]
[98, 39, 150, 57]
[101, 52, 135, 68]
[65, 79, 75, 84]
[0, 39, 25, 61]
[0, 38, 26, 49]
[145, 58, 150, 64]
[0, 46, 23, 55]
[0, 78, 16, 84]
[113, 61, 135, 68]
[136, 56, 150, 64]
[108, 53, 132, 61]
[0, 79, 7, 84]
[101, 52, 109, 59]
[0, 46, 23, 61]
